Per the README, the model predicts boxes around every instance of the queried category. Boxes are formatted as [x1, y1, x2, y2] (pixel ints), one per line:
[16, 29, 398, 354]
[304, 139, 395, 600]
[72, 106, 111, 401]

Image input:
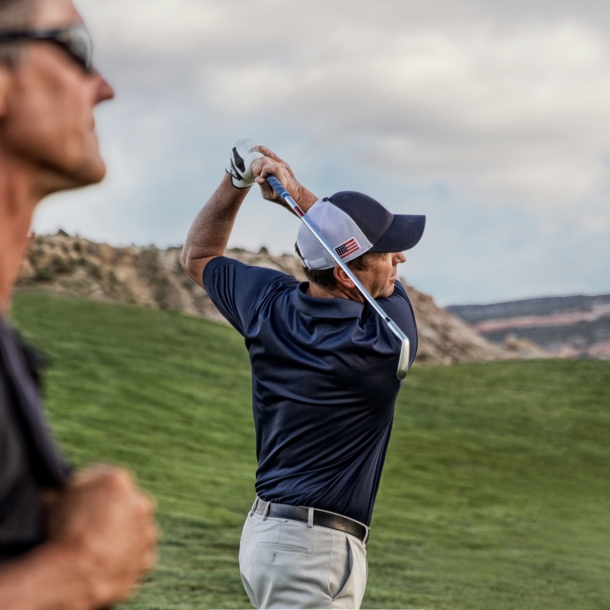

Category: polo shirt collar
[291, 282, 365, 319]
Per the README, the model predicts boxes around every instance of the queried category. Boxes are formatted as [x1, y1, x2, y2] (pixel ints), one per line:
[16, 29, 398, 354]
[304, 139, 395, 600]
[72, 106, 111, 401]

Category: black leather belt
[252, 498, 370, 544]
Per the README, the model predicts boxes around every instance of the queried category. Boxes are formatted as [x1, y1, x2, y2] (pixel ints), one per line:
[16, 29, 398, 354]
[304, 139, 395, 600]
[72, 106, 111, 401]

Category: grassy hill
[11, 292, 610, 610]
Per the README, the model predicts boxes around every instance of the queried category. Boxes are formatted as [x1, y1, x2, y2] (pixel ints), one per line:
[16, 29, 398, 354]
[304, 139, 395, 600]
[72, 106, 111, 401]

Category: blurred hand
[252, 146, 318, 212]
[43, 465, 158, 608]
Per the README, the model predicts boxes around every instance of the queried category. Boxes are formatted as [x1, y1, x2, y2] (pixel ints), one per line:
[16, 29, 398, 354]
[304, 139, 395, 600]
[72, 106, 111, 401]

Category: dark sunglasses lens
[56, 26, 93, 73]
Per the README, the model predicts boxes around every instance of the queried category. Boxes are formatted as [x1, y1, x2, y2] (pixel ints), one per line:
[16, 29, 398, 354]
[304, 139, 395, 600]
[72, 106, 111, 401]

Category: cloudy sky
[34, 0, 610, 305]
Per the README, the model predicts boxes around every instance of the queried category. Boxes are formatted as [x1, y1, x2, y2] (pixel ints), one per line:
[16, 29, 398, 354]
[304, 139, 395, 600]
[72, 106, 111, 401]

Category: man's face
[0, 0, 114, 194]
[353, 251, 407, 299]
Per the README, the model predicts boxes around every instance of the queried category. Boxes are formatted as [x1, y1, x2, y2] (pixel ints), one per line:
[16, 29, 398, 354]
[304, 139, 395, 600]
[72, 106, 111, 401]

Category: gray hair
[0, 0, 38, 67]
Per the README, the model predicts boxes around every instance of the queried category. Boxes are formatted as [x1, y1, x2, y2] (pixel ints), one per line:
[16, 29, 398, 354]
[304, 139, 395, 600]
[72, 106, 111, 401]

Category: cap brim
[369, 214, 426, 253]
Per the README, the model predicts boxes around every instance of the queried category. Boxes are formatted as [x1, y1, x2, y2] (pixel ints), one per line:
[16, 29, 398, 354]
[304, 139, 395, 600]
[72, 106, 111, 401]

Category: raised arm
[181, 173, 249, 288]
[181, 142, 318, 288]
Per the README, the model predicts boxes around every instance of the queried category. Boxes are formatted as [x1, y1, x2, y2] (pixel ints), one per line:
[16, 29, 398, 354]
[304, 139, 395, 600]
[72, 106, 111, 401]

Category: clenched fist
[43, 465, 158, 608]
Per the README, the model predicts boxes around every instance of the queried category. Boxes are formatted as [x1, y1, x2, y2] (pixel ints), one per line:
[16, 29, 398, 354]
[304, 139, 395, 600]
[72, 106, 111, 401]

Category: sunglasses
[0, 24, 93, 74]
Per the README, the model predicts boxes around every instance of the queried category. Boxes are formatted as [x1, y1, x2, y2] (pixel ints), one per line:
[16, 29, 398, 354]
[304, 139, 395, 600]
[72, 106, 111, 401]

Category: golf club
[266, 175, 411, 380]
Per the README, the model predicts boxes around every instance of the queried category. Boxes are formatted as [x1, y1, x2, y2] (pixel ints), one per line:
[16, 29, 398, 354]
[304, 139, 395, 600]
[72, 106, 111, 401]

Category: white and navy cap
[296, 191, 426, 270]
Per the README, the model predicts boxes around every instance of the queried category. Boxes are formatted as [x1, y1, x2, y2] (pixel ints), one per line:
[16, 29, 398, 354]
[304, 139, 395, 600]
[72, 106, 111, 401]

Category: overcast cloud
[34, 0, 610, 304]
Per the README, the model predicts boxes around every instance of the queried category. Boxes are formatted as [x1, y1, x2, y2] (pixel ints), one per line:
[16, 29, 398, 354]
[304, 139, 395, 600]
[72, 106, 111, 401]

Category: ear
[333, 265, 356, 290]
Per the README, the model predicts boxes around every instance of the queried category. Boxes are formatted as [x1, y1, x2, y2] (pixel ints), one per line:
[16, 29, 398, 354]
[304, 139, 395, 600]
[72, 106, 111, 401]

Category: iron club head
[396, 337, 410, 380]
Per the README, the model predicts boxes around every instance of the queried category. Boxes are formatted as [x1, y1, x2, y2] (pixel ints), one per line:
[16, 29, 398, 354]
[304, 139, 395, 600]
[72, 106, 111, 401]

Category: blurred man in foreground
[0, 0, 157, 607]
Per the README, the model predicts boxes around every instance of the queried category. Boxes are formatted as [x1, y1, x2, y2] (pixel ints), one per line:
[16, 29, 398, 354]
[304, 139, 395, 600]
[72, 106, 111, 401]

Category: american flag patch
[335, 237, 360, 258]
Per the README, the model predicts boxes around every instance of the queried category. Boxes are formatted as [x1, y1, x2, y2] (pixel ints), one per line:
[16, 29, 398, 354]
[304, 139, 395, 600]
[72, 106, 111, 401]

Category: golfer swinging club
[182, 140, 425, 609]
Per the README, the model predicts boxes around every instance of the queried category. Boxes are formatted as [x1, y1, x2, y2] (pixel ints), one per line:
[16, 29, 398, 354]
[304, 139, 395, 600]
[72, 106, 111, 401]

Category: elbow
[180, 247, 191, 275]
[180, 247, 190, 274]
[180, 247, 197, 281]
[180, 246, 209, 286]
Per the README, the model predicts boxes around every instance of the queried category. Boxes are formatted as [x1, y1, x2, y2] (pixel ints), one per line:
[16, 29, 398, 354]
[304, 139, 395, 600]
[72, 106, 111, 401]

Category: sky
[33, 0, 610, 306]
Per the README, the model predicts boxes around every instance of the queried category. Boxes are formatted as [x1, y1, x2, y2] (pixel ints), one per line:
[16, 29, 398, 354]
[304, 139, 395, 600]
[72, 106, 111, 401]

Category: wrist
[44, 541, 103, 610]
[0, 541, 100, 610]
[225, 169, 254, 190]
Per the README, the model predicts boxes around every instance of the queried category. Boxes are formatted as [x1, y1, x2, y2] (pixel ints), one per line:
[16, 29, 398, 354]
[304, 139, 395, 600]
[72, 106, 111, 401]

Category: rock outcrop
[18, 232, 524, 365]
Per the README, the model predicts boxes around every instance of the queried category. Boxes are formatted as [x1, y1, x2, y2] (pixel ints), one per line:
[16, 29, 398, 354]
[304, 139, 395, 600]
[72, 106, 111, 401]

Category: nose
[393, 252, 406, 265]
[95, 72, 115, 104]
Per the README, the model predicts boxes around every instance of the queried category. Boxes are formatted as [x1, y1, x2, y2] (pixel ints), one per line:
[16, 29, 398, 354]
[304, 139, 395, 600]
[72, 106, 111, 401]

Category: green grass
[11, 292, 610, 610]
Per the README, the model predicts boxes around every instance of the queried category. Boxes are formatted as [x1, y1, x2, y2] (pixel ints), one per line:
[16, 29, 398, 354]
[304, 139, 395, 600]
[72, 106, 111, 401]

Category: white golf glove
[226, 139, 263, 189]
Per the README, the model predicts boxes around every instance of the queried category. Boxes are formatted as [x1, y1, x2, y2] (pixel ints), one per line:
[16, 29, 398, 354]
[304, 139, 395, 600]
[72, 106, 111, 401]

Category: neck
[306, 281, 365, 303]
[0, 156, 41, 316]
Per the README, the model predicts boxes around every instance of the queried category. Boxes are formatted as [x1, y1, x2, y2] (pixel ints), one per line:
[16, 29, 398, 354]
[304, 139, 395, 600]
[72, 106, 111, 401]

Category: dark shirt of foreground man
[0, 321, 71, 562]
[0, 0, 157, 607]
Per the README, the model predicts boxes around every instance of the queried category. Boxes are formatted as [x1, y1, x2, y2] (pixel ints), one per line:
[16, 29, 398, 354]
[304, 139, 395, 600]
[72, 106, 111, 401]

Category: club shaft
[266, 176, 408, 347]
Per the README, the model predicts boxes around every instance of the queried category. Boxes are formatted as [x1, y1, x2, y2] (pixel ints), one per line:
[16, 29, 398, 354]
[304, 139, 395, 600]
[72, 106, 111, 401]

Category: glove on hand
[226, 139, 263, 189]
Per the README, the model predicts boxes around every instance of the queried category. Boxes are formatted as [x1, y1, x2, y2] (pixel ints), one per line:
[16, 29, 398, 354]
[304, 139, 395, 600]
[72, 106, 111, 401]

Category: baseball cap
[296, 191, 426, 270]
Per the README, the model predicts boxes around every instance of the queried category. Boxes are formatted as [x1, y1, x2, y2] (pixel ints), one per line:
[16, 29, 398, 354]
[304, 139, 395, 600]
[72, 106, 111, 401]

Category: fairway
[12, 292, 610, 610]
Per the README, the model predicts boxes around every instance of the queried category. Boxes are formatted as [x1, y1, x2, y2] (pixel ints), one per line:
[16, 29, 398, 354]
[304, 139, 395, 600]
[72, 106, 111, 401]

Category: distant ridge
[448, 294, 610, 324]
[448, 294, 610, 359]
[16, 232, 540, 365]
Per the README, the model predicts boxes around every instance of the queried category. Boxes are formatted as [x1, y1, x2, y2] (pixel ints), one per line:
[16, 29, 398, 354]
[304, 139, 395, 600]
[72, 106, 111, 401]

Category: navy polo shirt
[204, 256, 417, 526]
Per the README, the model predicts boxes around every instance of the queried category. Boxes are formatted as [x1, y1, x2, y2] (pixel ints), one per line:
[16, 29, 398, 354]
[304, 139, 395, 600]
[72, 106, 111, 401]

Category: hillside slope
[18, 232, 524, 364]
[11, 292, 610, 610]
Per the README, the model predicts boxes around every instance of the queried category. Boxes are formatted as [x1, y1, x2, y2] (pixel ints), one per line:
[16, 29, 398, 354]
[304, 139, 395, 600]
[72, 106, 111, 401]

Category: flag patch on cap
[335, 237, 360, 258]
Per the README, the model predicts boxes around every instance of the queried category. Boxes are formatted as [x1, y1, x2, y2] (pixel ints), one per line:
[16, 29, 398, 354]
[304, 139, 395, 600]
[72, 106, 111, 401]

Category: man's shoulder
[205, 255, 298, 287]
[202, 256, 300, 333]
[202, 256, 299, 326]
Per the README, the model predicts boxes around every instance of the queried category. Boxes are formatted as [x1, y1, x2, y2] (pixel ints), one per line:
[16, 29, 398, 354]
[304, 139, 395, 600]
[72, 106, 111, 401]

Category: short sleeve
[377, 281, 419, 365]
[203, 257, 294, 335]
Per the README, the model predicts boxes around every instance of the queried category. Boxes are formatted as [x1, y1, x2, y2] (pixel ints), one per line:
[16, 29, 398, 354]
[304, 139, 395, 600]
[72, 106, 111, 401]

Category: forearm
[181, 174, 249, 283]
[291, 185, 318, 214]
[0, 543, 98, 610]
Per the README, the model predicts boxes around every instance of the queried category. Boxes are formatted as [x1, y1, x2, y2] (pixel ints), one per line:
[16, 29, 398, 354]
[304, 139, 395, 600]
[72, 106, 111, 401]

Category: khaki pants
[239, 508, 368, 609]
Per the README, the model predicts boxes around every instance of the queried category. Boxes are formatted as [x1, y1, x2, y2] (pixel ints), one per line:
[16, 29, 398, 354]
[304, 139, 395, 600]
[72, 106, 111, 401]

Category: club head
[396, 337, 410, 380]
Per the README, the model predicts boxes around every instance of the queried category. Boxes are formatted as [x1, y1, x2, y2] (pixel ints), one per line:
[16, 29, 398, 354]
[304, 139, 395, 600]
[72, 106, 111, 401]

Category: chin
[69, 154, 107, 187]
[46, 158, 106, 195]
[376, 285, 394, 299]
[85, 158, 107, 184]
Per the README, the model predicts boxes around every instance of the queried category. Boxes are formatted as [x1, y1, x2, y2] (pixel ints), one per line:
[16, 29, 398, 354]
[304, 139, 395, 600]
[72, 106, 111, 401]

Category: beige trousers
[239, 508, 368, 609]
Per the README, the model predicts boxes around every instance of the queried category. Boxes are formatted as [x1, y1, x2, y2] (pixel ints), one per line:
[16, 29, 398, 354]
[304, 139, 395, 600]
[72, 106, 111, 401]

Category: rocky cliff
[18, 232, 533, 365]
